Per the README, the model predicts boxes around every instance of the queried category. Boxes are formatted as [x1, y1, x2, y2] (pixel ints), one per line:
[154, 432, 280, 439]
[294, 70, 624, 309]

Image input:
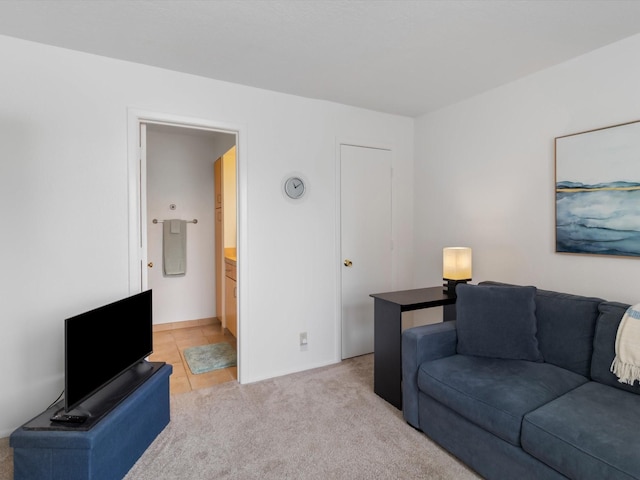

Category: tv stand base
[10, 362, 172, 480]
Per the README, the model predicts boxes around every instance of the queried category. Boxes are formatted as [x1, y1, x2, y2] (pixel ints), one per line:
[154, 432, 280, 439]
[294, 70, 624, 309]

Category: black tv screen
[64, 290, 153, 412]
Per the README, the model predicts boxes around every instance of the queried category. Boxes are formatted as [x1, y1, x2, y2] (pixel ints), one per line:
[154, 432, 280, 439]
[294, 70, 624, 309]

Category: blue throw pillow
[456, 284, 543, 361]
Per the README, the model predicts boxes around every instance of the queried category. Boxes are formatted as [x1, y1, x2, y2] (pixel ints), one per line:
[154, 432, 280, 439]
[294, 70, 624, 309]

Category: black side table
[369, 287, 456, 409]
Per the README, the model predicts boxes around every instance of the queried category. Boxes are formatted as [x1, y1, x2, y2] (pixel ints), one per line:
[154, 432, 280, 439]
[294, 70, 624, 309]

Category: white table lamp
[443, 247, 472, 295]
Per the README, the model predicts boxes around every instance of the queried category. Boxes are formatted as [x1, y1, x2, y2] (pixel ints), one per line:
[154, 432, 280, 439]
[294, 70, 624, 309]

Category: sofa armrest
[402, 321, 458, 428]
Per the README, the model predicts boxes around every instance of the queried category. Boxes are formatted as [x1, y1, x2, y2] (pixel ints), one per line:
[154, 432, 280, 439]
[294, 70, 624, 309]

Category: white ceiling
[1, 0, 640, 117]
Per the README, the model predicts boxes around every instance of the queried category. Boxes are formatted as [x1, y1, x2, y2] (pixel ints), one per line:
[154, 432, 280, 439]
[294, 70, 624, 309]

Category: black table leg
[443, 303, 457, 322]
[373, 298, 403, 409]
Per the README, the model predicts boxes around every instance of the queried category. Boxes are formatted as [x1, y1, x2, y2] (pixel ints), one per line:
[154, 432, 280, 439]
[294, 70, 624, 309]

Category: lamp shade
[443, 247, 472, 280]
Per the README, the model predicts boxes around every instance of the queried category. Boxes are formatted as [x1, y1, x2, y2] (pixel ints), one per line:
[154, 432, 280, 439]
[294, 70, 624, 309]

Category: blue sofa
[402, 281, 640, 480]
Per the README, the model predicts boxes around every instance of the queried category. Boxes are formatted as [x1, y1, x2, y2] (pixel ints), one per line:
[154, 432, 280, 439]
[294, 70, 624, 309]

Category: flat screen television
[64, 289, 153, 414]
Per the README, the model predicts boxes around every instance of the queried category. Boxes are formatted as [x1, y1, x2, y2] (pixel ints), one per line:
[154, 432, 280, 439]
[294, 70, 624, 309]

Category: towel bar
[152, 219, 198, 224]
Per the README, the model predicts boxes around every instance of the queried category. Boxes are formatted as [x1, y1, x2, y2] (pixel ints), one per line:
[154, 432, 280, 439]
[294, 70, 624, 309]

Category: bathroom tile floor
[148, 319, 237, 395]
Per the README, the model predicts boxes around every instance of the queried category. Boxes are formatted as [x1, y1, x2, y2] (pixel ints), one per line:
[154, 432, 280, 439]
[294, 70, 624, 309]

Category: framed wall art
[555, 120, 640, 257]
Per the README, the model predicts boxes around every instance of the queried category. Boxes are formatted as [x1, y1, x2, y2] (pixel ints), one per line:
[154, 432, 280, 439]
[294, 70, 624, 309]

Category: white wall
[0, 35, 414, 436]
[146, 126, 234, 325]
[414, 33, 640, 305]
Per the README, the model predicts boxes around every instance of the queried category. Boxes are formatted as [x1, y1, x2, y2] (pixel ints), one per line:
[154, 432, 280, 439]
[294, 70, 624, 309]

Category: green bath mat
[183, 342, 237, 374]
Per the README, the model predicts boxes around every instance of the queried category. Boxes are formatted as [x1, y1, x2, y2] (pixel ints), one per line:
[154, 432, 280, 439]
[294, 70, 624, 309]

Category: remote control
[50, 413, 87, 424]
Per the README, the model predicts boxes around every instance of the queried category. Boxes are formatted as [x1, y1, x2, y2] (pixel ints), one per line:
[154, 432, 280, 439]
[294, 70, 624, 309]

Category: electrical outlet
[300, 332, 308, 350]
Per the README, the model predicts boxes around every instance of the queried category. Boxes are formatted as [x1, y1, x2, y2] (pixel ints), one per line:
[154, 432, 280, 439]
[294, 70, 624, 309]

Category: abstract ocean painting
[556, 121, 640, 257]
[556, 182, 640, 256]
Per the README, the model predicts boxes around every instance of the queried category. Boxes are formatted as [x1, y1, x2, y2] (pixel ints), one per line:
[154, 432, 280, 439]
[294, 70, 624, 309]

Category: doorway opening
[127, 110, 243, 391]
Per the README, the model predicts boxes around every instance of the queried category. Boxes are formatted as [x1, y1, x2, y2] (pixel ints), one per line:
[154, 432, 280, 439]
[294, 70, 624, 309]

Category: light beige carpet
[0, 355, 480, 480]
[0, 437, 10, 480]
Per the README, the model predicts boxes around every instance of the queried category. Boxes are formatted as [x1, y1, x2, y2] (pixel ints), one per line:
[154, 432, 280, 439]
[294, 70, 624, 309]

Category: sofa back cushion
[456, 283, 543, 362]
[480, 281, 602, 377]
[534, 289, 603, 377]
[591, 301, 640, 394]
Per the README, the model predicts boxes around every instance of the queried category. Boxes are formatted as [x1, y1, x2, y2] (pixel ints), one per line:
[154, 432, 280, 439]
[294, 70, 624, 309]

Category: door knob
[148, 262, 153, 268]
[344, 259, 353, 267]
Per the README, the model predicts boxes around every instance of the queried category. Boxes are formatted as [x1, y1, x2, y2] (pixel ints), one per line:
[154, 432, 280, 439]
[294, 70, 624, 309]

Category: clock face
[284, 176, 305, 199]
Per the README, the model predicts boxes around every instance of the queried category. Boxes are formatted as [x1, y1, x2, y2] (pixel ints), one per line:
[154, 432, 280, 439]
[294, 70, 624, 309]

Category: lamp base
[443, 279, 471, 296]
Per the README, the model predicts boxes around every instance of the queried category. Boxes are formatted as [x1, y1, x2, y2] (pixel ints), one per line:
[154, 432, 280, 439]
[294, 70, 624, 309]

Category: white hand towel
[163, 220, 187, 276]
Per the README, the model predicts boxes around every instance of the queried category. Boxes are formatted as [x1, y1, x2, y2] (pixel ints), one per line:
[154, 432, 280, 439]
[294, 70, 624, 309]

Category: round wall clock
[284, 176, 306, 199]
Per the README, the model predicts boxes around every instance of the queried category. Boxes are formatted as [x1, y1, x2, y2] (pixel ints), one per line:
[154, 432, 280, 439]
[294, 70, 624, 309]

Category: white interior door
[139, 122, 148, 291]
[341, 144, 392, 359]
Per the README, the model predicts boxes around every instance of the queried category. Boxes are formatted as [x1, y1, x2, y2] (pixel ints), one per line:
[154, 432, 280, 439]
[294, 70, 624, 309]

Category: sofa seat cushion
[522, 381, 640, 480]
[418, 354, 587, 446]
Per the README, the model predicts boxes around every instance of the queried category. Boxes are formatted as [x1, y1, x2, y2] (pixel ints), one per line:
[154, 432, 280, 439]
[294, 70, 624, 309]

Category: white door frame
[334, 139, 394, 362]
[127, 108, 247, 382]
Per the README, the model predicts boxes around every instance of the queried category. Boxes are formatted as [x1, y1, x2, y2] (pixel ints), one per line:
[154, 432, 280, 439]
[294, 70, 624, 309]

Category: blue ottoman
[10, 363, 172, 480]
